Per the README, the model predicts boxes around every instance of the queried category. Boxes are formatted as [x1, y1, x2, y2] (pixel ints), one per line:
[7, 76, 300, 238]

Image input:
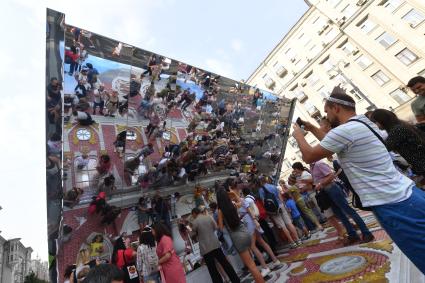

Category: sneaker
[361, 234, 375, 243]
[296, 239, 303, 246]
[260, 267, 271, 277]
[289, 242, 297, 249]
[270, 260, 284, 270]
[343, 235, 361, 246]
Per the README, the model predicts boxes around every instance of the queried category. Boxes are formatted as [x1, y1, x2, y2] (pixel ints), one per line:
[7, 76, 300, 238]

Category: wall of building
[247, 0, 425, 179]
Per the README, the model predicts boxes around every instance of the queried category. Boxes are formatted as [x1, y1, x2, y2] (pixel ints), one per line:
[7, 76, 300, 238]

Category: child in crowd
[137, 226, 160, 283]
[283, 192, 311, 240]
[89, 234, 104, 259]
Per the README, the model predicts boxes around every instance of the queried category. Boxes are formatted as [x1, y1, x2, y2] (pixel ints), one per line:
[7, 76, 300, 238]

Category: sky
[0, 0, 308, 261]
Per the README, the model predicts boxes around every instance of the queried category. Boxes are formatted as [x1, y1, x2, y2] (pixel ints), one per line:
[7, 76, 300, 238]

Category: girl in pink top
[152, 223, 186, 283]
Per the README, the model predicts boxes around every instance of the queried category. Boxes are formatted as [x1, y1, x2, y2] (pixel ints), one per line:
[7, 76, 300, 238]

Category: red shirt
[116, 248, 134, 269]
[65, 50, 79, 62]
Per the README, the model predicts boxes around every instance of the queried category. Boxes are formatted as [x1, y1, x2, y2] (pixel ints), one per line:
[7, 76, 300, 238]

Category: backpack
[246, 195, 260, 218]
[255, 199, 267, 220]
[262, 186, 279, 215]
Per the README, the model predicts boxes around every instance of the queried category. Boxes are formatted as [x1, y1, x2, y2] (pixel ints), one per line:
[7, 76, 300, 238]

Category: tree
[24, 271, 48, 283]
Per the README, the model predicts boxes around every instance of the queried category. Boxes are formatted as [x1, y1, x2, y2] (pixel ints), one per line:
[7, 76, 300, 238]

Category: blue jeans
[372, 187, 425, 274]
[325, 183, 372, 238]
[144, 272, 161, 283]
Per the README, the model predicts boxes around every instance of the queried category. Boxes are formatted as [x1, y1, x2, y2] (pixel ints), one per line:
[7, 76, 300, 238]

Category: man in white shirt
[291, 87, 425, 273]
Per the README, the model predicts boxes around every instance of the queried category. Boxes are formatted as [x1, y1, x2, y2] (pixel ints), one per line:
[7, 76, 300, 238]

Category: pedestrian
[191, 207, 240, 283]
[136, 227, 160, 283]
[216, 188, 265, 283]
[407, 76, 425, 133]
[151, 223, 186, 283]
[291, 86, 425, 273]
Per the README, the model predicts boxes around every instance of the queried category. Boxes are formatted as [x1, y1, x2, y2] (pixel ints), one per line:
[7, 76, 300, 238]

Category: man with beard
[407, 76, 425, 133]
[291, 86, 425, 274]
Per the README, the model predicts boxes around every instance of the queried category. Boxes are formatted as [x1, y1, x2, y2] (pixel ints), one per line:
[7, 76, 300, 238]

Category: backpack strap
[348, 119, 386, 147]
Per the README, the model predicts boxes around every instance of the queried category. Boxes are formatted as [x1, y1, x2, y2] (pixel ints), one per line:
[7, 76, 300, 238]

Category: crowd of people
[56, 23, 425, 282]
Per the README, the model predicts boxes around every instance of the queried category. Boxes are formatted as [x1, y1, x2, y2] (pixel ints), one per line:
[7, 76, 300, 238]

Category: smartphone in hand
[296, 117, 304, 127]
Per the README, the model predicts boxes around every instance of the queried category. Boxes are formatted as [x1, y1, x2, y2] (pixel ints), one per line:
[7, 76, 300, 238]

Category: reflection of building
[29, 258, 49, 282]
[247, 0, 425, 179]
[0, 234, 32, 283]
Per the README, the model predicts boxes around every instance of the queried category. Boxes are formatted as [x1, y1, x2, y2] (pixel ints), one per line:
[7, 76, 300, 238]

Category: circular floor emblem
[76, 128, 91, 141]
[320, 255, 366, 275]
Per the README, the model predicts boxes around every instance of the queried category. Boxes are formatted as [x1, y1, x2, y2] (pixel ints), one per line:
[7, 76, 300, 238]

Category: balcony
[295, 91, 308, 103]
[275, 65, 288, 78]
[307, 105, 321, 117]
[265, 78, 276, 89]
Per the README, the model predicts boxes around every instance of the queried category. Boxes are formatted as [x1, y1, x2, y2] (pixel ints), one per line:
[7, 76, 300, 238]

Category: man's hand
[292, 124, 305, 141]
[302, 120, 315, 132]
[315, 183, 322, 191]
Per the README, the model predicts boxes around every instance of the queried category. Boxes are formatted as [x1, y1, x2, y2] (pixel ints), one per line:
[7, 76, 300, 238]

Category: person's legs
[279, 208, 300, 241]
[255, 231, 278, 263]
[328, 183, 372, 238]
[238, 250, 265, 283]
[328, 216, 346, 238]
[307, 192, 327, 223]
[213, 248, 240, 283]
[272, 215, 294, 244]
[203, 250, 224, 283]
[372, 187, 425, 273]
[250, 233, 268, 269]
[329, 199, 358, 239]
[258, 219, 277, 250]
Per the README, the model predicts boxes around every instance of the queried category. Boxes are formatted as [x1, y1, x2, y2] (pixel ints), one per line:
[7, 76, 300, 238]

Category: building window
[288, 138, 299, 150]
[357, 17, 377, 34]
[349, 89, 362, 101]
[323, 28, 338, 44]
[381, 0, 402, 13]
[418, 69, 425, 76]
[318, 86, 329, 99]
[274, 64, 288, 78]
[389, 88, 411, 104]
[371, 70, 391, 86]
[375, 32, 397, 48]
[402, 9, 425, 28]
[355, 55, 373, 70]
[305, 101, 320, 116]
[396, 48, 419, 65]
[307, 73, 320, 87]
[342, 4, 356, 19]
[340, 41, 355, 55]
[283, 158, 292, 170]
[321, 56, 336, 72]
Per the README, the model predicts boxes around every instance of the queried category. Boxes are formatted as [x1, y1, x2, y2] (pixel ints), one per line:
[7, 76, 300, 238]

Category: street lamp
[328, 60, 377, 110]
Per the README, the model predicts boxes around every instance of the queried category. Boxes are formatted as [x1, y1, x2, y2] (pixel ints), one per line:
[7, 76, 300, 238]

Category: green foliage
[24, 271, 48, 283]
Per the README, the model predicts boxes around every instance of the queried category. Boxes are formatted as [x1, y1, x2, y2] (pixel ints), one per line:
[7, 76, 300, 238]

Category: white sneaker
[260, 267, 271, 277]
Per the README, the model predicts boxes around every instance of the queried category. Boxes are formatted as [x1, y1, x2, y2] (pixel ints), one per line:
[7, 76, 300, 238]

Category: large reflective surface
[46, 9, 295, 282]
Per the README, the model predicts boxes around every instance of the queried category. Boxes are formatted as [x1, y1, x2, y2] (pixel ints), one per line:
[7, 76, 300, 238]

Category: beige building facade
[0, 234, 33, 283]
[247, 0, 425, 179]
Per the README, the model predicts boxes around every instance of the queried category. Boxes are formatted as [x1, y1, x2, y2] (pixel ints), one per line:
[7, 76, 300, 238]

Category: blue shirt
[285, 199, 300, 219]
[259, 183, 282, 206]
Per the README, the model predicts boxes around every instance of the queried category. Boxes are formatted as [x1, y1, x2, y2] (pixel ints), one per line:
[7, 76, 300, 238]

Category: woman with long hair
[370, 109, 425, 177]
[216, 188, 265, 283]
[137, 226, 160, 283]
[111, 236, 136, 270]
[151, 223, 186, 283]
[241, 187, 283, 275]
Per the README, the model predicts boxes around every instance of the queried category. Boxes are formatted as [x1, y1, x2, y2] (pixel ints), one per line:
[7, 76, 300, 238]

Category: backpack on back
[246, 195, 260, 218]
[262, 186, 279, 215]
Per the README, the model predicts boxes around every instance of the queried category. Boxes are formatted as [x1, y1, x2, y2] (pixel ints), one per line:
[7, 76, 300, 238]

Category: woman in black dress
[370, 109, 425, 178]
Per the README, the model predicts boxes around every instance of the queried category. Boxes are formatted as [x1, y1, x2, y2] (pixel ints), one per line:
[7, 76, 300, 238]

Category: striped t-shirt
[320, 114, 413, 206]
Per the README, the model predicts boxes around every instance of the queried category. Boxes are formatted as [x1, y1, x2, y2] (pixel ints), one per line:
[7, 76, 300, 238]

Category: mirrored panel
[48, 10, 295, 281]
